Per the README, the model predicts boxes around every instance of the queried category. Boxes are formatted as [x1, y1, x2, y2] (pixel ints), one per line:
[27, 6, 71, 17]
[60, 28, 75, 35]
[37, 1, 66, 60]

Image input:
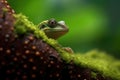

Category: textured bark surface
[0, 0, 112, 80]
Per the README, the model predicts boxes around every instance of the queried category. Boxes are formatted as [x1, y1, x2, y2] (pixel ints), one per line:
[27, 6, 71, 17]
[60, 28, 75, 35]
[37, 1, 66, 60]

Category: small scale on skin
[38, 18, 74, 53]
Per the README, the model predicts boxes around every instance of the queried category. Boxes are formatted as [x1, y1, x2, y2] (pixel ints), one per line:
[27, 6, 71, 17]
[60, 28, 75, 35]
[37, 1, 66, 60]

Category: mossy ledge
[14, 13, 120, 80]
[0, 0, 120, 80]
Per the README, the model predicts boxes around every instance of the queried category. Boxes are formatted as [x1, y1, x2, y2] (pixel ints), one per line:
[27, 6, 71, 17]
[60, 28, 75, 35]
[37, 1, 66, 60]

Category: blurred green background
[8, 0, 120, 58]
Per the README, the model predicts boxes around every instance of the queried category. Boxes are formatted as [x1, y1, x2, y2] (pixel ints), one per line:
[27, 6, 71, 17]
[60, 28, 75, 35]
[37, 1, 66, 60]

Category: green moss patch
[14, 14, 120, 80]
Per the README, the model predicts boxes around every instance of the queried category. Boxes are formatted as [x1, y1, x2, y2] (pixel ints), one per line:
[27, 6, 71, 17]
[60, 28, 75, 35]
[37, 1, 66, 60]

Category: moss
[73, 50, 120, 80]
[14, 14, 120, 80]
[3, 0, 119, 79]
[14, 14, 74, 62]
[1, 0, 119, 79]
[91, 71, 97, 79]
[14, 14, 36, 35]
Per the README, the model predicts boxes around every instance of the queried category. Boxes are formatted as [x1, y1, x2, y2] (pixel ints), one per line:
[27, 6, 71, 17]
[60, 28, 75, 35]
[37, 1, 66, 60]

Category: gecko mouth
[46, 26, 68, 32]
[45, 28, 68, 39]
[45, 27, 69, 39]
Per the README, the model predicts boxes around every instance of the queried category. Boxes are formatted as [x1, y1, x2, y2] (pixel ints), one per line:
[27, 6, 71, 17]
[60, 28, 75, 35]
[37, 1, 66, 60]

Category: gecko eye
[48, 18, 57, 28]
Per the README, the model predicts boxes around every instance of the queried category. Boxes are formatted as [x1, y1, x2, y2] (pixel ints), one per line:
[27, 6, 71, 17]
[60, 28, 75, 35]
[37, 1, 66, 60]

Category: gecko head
[38, 18, 69, 39]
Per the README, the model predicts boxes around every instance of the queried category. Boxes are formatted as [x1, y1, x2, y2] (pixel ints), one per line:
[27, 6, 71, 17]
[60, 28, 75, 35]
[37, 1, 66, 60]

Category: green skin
[38, 18, 69, 39]
[38, 19, 73, 53]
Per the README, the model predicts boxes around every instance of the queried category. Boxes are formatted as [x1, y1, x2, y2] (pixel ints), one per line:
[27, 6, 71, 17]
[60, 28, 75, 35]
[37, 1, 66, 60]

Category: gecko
[38, 18, 73, 53]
